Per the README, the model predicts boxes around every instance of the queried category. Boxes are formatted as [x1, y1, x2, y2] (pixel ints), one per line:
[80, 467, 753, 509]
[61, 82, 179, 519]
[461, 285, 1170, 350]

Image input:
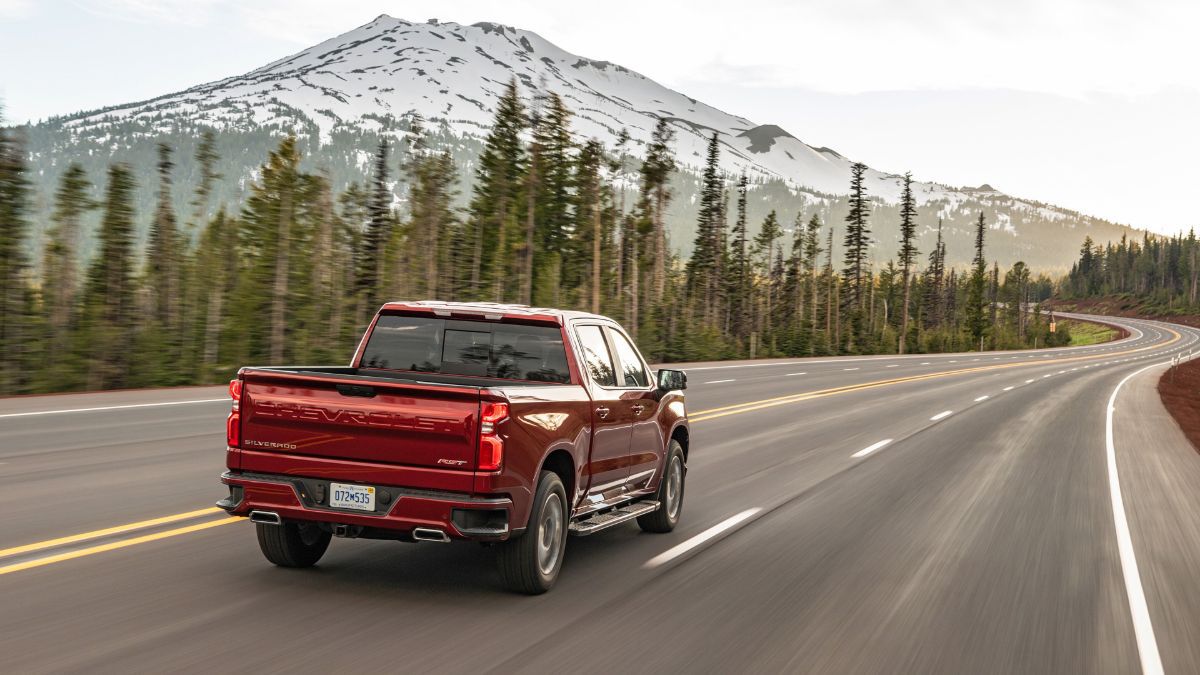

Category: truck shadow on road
[238, 526, 646, 597]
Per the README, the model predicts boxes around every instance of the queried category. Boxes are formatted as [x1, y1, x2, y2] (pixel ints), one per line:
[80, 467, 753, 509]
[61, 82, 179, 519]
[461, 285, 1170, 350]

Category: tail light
[226, 379, 242, 448]
[477, 401, 509, 471]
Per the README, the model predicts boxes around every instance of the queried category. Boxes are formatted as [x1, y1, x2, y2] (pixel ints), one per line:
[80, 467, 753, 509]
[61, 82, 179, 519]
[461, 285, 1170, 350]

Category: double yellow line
[1, 326, 1182, 577]
[0, 508, 242, 576]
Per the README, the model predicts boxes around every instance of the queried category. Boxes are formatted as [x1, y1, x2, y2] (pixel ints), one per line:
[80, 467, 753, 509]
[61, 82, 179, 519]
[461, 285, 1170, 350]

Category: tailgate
[239, 370, 481, 470]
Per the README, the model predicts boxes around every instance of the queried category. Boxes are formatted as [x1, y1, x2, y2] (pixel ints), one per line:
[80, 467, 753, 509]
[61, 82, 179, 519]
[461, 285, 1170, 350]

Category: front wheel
[256, 521, 331, 568]
[638, 440, 686, 533]
[497, 470, 567, 594]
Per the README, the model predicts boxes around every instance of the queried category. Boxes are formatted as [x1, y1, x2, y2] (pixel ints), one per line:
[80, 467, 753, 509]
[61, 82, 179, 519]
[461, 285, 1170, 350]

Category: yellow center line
[0, 507, 223, 560]
[689, 327, 1182, 422]
[0, 517, 243, 576]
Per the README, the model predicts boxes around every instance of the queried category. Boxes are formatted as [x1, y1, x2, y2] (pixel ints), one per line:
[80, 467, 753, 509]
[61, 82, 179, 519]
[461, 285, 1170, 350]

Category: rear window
[360, 315, 571, 383]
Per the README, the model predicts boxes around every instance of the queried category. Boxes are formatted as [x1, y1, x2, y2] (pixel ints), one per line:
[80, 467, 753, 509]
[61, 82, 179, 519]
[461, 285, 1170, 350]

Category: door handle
[595, 406, 610, 419]
[630, 404, 645, 415]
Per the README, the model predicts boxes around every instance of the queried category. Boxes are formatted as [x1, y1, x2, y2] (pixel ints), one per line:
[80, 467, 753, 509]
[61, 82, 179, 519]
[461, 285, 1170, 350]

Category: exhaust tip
[412, 527, 450, 543]
[249, 510, 282, 526]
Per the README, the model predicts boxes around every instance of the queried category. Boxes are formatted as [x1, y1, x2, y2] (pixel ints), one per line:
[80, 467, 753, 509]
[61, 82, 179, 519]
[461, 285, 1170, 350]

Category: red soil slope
[1159, 358, 1200, 454]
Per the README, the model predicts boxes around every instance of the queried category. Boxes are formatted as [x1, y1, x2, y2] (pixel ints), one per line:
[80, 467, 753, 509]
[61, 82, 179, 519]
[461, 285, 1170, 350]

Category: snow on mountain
[35, 15, 1138, 269]
[61, 15, 952, 201]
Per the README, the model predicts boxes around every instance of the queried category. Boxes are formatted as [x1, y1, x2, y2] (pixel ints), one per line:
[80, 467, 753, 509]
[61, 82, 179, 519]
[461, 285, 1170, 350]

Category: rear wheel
[497, 470, 567, 594]
[256, 521, 332, 568]
[638, 440, 686, 533]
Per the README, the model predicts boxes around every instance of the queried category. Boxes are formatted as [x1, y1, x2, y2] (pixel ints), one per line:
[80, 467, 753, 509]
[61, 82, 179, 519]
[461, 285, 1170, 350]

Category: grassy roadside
[1060, 319, 1118, 346]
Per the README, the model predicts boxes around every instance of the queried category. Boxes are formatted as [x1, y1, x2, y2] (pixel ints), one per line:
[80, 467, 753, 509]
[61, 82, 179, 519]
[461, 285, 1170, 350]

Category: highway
[2, 312, 1199, 673]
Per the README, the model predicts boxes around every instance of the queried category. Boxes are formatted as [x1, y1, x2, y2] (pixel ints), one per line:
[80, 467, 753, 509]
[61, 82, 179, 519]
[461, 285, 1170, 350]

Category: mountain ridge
[19, 14, 1141, 270]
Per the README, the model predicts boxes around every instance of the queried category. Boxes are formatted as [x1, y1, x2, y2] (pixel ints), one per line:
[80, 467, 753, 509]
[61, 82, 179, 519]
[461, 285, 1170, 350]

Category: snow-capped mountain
[25, 15, 1139, 269]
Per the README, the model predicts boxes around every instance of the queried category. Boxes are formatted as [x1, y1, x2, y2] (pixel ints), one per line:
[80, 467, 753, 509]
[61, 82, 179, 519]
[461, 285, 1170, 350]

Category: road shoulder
[1116, 362, 1200, 674]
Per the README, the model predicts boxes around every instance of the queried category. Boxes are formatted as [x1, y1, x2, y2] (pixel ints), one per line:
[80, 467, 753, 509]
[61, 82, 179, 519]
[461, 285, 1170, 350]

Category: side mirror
[656, 369, 687, 392]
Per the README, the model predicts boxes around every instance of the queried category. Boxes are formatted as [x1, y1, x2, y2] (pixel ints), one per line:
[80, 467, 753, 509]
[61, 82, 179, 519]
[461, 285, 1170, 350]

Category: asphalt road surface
[2, 313, 1199, 674]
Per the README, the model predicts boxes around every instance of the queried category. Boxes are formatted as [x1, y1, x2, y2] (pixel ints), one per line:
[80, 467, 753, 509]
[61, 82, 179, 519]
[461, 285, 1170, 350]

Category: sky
[1, 0, 1197, 234]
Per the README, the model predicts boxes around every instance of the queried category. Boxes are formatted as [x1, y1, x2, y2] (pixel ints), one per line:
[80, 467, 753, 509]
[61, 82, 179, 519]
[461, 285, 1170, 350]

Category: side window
[608, 328, 650, 387]
[575, 325, 616, 387]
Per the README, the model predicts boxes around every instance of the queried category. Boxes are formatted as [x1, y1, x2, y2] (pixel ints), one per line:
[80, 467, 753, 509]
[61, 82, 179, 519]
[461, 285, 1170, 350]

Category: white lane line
[1043, 374, 1053, 379]
[1003, 386, 1015, 391]
[0, 398, 228, 419]
[921, 362, 931, 365]
[1106, 361, 1167, 675]
[852, 439, 893, 458]
[704, 379, 736, 384]
[886, 364, 898, 368]
[644, 508, 762, 568]
[1058, 370, 1067, 374]
[974, 395, 989, 402]
[1026, 379, 1036, 383]
[785, 372, 807, 376]
[930, 410, 953, 421]
[843, 367, 860, 371]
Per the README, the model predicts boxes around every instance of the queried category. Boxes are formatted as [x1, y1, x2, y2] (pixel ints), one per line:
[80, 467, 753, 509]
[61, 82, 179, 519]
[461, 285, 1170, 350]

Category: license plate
[329, 482, 376, 511]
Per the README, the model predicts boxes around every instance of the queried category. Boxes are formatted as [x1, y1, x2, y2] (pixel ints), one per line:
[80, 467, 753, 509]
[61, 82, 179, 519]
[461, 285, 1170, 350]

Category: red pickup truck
[218, 301, 689, 593]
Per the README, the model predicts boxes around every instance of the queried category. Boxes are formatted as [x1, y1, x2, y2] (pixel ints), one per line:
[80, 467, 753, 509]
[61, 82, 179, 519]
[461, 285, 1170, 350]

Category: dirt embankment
[1159, 358, 1200, 454]
[1047, 297, 1200, 330]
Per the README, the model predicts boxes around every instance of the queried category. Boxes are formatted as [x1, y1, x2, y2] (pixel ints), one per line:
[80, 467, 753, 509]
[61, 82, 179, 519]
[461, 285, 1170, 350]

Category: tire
[256, 521, 332, 568]
[497, 470, 568, 594]
[638, 440, 686, 533]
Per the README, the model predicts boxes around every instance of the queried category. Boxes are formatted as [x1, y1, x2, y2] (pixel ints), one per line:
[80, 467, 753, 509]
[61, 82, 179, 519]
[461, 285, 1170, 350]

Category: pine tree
[896, 171, 919, 354]
[802, 214, 824, 353]
[923, 219, 946, 329]
[180, 131, 222, 379]
[406, 118, 459, 299]
[841, 161, 871, 348]
[687, 132, 723, 324]
[572, 138, 608, 313]
[146, 143, 180, 328]
[989, 261, 1000, 349]
[753, 210, 782, 345]
[0, 116, 33, 394]
[611, 129, 631, 322]
[234, 136, 318, 365]
[42, 164, 94, 336]
[79, 164, 138, 390]
[189, 130, 221, 237]
[358, 138, 393, 319]
[823, 225, 835, 347]
[535, 93, 574, 302]
[966, 211, 989, 349]
[467, 79, 527, 300]
[728, 174, 750, 342]
[640, 117, 676, 304]
[38, 164, 95, 390]
[195, 209, 238, 379]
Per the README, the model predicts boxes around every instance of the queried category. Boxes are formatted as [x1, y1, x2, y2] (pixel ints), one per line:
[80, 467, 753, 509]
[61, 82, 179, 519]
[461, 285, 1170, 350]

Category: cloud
[0, 0, 33, 19]
[75, 0, 225, 27]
